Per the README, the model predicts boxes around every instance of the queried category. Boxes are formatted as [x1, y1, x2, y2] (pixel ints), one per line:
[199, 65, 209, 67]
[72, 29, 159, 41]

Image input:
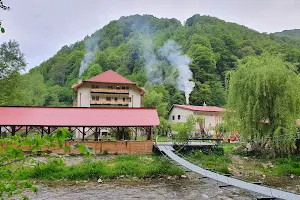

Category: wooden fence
[13, 141, 153, 154]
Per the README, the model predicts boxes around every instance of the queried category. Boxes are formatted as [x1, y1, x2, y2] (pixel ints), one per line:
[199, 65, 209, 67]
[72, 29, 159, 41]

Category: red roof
[0, 107, 159, 127]
[72, 70, 144, 94]
[87, 70, 134, 84]
[172, 104, 225, 112]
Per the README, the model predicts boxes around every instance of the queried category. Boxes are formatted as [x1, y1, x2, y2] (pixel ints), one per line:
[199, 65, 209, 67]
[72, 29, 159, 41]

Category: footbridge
[156, 144, 300, 200]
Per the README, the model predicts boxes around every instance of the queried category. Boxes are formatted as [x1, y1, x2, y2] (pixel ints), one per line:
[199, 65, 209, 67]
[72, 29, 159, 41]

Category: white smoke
[79, 35, 100, 78]
[159, 40, 195, 104]
[131, 33, 163, 85]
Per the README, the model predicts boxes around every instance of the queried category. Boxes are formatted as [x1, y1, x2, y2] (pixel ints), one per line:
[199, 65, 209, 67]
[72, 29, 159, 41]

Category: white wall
[194, 111, 223, 129]
[168, 107, 223, 136]
[128, 86, 142, 108]
[169, 107, 194, 124]
[76, 83, 143, 108]
[77, 84, 91, 107]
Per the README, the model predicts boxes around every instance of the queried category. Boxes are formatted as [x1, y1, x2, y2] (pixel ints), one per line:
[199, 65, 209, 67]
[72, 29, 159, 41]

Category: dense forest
[274, 29, 300, 39]
[1, 14, 300, 120]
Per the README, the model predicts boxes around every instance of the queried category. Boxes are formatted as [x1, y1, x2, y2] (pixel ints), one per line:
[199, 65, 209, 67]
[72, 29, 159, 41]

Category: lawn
[12, 155, 184, 181]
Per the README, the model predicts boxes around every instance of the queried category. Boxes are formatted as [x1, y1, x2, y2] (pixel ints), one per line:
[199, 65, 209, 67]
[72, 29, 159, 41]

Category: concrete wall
[194, 111, 223, 129]
[168, 107, 223, 135]
[77, 84, 91, 107]
[128, 86, 142, 108]
[76, 83, 143, 108]
[169, 107, 194, 124]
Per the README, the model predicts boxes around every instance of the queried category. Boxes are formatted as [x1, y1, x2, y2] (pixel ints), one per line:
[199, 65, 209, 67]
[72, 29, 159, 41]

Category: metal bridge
[156, 145, 300, 200]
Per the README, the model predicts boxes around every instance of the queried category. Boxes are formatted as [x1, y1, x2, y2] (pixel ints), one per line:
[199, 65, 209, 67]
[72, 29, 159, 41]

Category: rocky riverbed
[24, 173, 257, 200]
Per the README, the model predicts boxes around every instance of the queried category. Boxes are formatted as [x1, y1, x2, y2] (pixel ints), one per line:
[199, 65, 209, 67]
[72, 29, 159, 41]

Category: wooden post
[82, 127, 85, 141]
[146, 127, 151, 141]
[41, 126, 44, 137]
[0, 125, 2, 138]
[47, 127, 51, 135]
[94, 127, 99, 141]
[135, 127, 137, 141]
[11, 126, 16, 136]
[25, 126, 28, 136]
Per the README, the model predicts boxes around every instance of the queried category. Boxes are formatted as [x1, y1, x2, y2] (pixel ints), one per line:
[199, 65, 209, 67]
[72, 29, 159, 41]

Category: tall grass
[15, 155, 184, 181]
[184, 149, 232, 174]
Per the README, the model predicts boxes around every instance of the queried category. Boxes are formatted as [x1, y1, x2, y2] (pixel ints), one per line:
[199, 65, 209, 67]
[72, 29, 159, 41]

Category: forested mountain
[274, 29, 300, 39]
[1, 14, 300, 119]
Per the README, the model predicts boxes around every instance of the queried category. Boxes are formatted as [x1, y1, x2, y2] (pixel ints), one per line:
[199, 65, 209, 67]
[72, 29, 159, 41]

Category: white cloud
[0, 0, 299, 70]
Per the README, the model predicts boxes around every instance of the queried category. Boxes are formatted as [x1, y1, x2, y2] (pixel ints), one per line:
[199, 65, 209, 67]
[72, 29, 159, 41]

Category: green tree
[226, 54, 300, 155]
[154, 117, 171, 136]
[81, 63, 102, 80]
[143, 87, 168, 118]
[172, 114, 203, 143]
[0, 40, 26, 105]
[22, 71, 47, 106]
[0, 130, 93, 199]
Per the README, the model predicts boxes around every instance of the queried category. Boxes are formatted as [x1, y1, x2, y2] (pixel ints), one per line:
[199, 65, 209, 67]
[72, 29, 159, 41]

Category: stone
[201, 194, 209, 199]
[180, 175, 187, 179]
[167, 176, 172, 180]
[290, 174, 295, 179]
[98, 178, 103, 184]
[233, 146, 247, 152]
[119, 175, 125, 178]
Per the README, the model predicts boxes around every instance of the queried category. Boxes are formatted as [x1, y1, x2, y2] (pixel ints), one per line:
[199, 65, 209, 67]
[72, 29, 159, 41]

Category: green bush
[15, 155, 184, 181]
[103, 150, 109, 156]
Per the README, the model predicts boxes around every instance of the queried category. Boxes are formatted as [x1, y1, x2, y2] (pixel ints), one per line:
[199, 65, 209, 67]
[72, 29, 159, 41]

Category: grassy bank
[12, 155, 184, 181]
[184, 142, 300, 177]
[183, 147, 232, 174]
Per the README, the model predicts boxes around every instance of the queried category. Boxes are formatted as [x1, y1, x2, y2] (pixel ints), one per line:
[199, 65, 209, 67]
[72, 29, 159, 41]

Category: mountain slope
[22, 14, 300, 111]
[274, 29, 300, 39]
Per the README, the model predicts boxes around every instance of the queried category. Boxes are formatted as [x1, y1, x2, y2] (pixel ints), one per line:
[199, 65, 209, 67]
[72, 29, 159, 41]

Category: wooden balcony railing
[90, 100, 129, 106]
[91, 88, 129, 94]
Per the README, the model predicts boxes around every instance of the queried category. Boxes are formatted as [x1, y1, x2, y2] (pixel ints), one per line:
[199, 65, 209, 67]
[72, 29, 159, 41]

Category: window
[114, 97, 118, 101]
[178, 115, 181, 120]
[95, 96, 99, 101]
[92, 85, 95, 88]
[122, 86, 126, 90]
[172, 116, 175, 120]
[125, 86, 129, 90]
[123, 98, 125, 102]
[116, 86, 120, 90]
[95, 85, 99, 88]
[106, 97, 111, 101]
[108, 86, 113, 90]
[92, 96, 96, 100]
[128, 97, 131, 102]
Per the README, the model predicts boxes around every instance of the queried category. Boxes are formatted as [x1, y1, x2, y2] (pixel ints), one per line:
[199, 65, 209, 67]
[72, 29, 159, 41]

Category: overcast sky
[0, 0, 299, 70]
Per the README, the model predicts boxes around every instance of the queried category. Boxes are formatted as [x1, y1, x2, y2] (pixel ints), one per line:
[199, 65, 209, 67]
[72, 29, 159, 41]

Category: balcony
[90, 100, 129, 106]
[91, 88, 129, 94]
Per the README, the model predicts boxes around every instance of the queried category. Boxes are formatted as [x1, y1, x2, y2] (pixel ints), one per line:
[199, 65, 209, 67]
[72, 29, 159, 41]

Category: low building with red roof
[72, 70, 144, 108]
[168, 104, 225, 136]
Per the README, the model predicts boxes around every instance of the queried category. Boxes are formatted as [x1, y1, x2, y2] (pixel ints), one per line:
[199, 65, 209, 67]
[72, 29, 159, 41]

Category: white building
[72, 70, 145, 108]
[168, 104, 224, 136]
[72, 70, 145, 139]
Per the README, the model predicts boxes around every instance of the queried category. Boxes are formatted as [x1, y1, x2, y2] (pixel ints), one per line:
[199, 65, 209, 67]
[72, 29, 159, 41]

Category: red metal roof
[172, 104, 225, 112]
[0, 107, 159, 127]
[72, 70, 144, 94]
[87, 70, 134, 84]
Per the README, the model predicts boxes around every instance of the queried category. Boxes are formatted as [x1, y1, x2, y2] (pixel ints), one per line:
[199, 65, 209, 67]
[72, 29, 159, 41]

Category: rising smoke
[142, 36, 164, 85]
[159, 40, 195, 104]
[78, 34, 101, 78]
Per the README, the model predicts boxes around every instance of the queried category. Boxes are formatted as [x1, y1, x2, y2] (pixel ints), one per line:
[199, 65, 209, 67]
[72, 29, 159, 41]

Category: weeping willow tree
[226, 54, 300, 155]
